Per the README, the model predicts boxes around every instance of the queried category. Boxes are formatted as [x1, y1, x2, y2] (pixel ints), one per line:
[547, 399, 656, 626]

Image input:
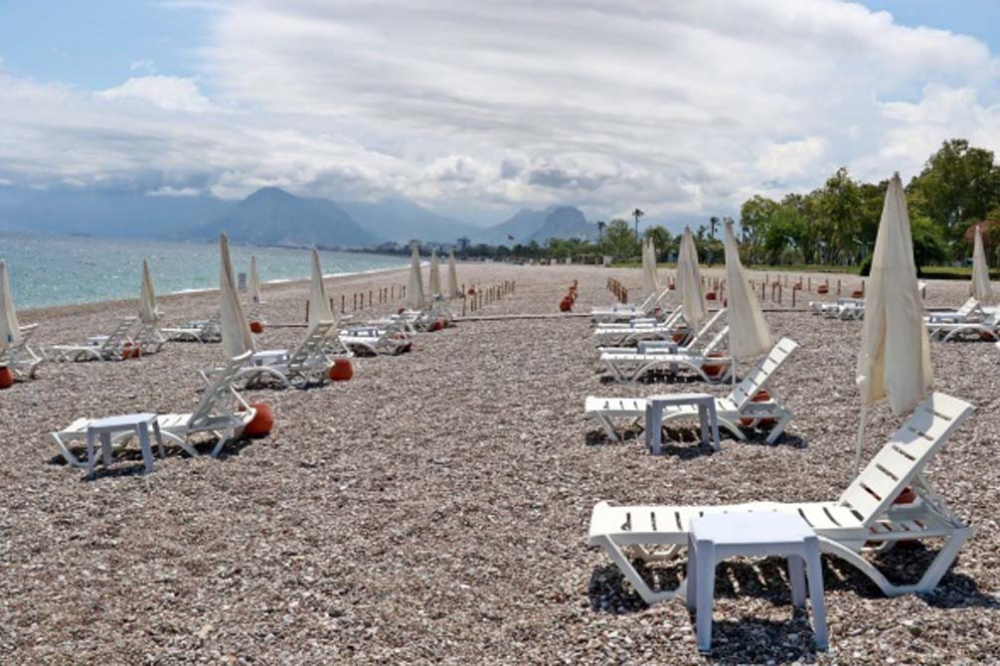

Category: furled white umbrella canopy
[971, 224, 992, 301]
[404, 245, 426, 310]
[0, 261, 22, 350]
[855, 173, 933, 473]
[309, 248, 336, 329]
[676, 227, 706, 326]
[723, 220, 772, 359]
[642, 238, 659, 297]
[139, 259, 159, 325]
[447, 251, 461, 298]
[219, 234, 256, 359]
[249, 255, 264, 305]
[429, 251, 443, 298]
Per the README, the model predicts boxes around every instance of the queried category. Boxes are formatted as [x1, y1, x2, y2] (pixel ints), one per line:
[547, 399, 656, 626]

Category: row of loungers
[33, 301, 452, 467]
[584, 294, 972, 611]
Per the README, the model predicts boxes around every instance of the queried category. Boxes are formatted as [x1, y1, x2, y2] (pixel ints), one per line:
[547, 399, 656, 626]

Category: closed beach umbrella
[250, 255, 264, 305]
[139, 259, 159, 325]
[676, 227, 706, 326]
[0, 261, 22, 350]
[971, 224, 992, 301]
[429, 250, 443, 298]
[723, 220, 772, 359]
[854, 173, 933, 474]
[309, 248, 336, 328]
[447, 251, 461, 298]
[404, 245, 426, 310]
[219, 233, 256, 359]
[650, 240, 660, 291]
[642, 238, 658, 297]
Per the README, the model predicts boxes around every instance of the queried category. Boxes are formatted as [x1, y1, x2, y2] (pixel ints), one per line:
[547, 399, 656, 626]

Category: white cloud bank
[1, 0, 999, 223]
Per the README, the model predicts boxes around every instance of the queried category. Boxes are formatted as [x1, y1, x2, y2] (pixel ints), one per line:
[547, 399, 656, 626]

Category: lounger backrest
[957, 298, 981, 318]
[839, 392, 973, 526]
[0, 323, 36, 361]
[703, 326, 729, 355]
[287, 320, 336, 369]
[188, 351, 253, 428]
[686, 309, 726, 349]
[728, 337, 799, 411]
[104, 318, 137, 351]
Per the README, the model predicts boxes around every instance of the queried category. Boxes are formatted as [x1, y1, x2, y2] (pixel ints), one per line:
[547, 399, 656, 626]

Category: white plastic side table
[645, 393, 721, 453]
[686, 512, 828, 652]
[86, 413, 165, 476]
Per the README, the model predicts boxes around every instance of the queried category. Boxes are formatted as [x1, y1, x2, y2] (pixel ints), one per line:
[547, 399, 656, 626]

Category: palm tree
[597, 220, 606, 242]
[632, 208, 645, 241]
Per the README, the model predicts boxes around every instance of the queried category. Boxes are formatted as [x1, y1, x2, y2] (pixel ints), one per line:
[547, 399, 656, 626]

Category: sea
[0, 233, 409, 310]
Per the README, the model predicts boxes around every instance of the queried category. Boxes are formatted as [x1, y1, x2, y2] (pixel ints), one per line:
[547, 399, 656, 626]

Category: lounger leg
[86, 430, 97, 477]
[152, 421, 166, 458]
[695, 541, 715, 652]
[913, 527, 971, 594]
[819, 528, 970, 596]
[765, 411, 793, 444]
[136, 424, 155, 474]
[594, 535, 686, 605]
[592, 412, 622, 443]
[805, 542, 828, 650]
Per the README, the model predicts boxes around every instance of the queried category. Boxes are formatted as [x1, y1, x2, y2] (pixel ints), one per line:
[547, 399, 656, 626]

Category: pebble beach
[1, 263, 998, 664]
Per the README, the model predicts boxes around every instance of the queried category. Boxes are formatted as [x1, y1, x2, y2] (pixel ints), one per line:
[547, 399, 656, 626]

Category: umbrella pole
[853, 405, 869, 477]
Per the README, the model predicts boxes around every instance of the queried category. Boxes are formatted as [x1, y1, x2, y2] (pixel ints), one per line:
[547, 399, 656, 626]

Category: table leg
[648, 404, 664, 455]
[100, 432, 113, 469]
[696, 541, 715, 652]
[136, 424, 155, 474]
[86, 429, 97, 477]
[698, 406, 709, 446]
[788, 554, 806, 607]
[805, 543, 829, 650]
[152, 420, 166, 458]
[709, 403, 721, 451]
[686, 533, 697, 612]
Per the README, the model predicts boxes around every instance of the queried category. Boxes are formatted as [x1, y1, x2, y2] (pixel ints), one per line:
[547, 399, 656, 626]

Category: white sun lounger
[809, 298, 863, 318]
[599, 324, 743, 384]
[340, 326, 412, 356]
[163, 311, 222, 343]
[240, 320, 338, 388]
[591, 287, 670, 323]
[926, 297, 985, 325]
[49, 352, 257, 466]
[588, 392, 973, 603]
[0, 324, 44, 379]
[48, 317, 138, 362]
[597, 309, 725, 352]
[926, 310, 1000, 342]
[133, 321, 168, 354]
[589, 338, 797, 443]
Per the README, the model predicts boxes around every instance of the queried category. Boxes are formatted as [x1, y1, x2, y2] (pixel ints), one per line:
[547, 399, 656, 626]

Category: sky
[0, 0, 999, 228]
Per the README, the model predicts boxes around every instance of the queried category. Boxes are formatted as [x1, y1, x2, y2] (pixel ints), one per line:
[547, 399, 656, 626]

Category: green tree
[908, 139, 1000, 245]
[601, 218, 640, 261]
[642, 225, 674, 261]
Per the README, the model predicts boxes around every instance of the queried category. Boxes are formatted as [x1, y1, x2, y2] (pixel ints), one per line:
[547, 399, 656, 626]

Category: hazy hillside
[478, 205, 594, 244]
[340, 198, 479, 244]
[201, 187, 379, 247]
[0, 186, 230, 238]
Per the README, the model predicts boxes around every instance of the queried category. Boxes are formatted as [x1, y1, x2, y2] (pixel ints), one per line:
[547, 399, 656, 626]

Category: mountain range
[0, 185, 596, 248]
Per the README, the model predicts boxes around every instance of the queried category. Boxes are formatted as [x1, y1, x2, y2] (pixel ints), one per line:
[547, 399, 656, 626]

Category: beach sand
[1, 263, 998, 664]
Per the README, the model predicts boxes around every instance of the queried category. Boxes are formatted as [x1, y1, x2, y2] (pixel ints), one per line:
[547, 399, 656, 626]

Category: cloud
[95, 75, 216, 112]
[129, 59, 157, 74]
[147, 185, 202, 197]
[0, 0, 999, 225]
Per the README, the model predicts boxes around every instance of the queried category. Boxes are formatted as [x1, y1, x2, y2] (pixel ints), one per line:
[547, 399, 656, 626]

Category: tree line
[451, 139, 1000, 271]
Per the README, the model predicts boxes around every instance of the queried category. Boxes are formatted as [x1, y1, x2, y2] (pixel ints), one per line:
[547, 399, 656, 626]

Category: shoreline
[18, 263, 415, 319]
